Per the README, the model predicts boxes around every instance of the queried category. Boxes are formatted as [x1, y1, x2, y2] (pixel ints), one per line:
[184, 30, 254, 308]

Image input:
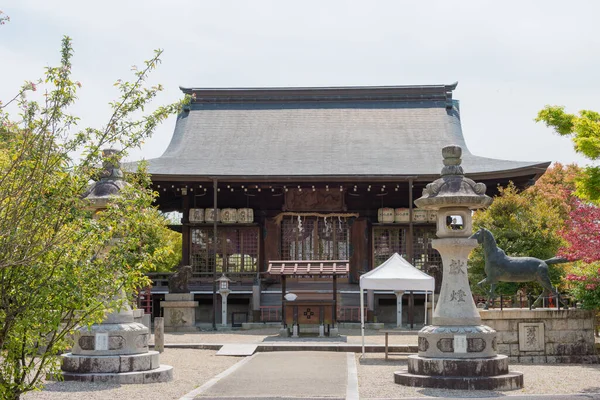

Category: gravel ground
[22, 349, 239, 400]
[356, 353, 600, 398]
[20, 331, 600, 399]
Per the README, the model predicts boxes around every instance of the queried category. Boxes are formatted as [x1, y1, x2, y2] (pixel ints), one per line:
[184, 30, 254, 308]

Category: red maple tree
[558, 199, 600, 263]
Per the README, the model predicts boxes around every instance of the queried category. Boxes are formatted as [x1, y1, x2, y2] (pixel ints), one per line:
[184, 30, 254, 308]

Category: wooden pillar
[212, 179, 218, 330]
[281, 275, 287, 327]
[264, 219, 281, 280]
[407, 179, 414, 264]
[367, 289, 375, 323]
[408, 291, 415, 329]
[182, 192, 190, 265]
[350, 218, 368, 284]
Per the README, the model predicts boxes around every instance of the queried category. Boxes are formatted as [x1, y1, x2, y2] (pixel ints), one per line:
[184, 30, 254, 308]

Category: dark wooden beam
[212, 179, 218, 330]
[407, 179, 414, 263]
[182, 193, 190, 265]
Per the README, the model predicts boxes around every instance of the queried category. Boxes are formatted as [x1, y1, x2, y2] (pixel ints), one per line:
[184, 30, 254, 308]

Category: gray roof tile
[140, 85, 548, 179]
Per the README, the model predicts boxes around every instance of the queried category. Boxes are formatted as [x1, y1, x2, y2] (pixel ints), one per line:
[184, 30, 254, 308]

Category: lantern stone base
[61, 350, 173, 383]
[61, 361, 173, 384]
[417, 325, 497, 358]
[161, 293, 198, 332]
[60, 313, 173, 384]
[71, 322, 149, 356]
[395, 355, 523, 390]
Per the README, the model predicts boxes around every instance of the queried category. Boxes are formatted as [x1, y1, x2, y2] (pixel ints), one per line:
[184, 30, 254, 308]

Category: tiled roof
[139, 84, 549, 179]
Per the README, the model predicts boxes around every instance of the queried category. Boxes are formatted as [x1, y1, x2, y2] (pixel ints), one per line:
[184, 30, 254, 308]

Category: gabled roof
[140, 84, 549, 181]
[360, 253, 434, 291]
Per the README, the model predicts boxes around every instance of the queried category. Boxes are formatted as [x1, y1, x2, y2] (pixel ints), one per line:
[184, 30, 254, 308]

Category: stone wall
[479, 309, 598, 363]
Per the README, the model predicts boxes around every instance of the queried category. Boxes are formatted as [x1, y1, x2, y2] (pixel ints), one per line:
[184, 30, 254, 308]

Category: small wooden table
[381, 330, 407, 360]
[284, 300, 334, 327]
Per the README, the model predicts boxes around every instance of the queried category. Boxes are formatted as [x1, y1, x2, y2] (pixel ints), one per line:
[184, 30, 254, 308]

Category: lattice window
[190, 227, 259, 274]
[281, 217, 349, 260]
[412, 226, 442, 270]
[373, 227, 407, 267]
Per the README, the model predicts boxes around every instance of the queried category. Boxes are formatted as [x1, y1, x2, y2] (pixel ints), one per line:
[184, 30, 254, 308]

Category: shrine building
[142, 83, 549, 329]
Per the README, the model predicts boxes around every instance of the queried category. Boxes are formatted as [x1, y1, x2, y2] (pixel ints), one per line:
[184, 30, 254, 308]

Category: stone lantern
[61, 149, 172, 383]
[216, 274, 232, 326]
[395, 145, 523, 390]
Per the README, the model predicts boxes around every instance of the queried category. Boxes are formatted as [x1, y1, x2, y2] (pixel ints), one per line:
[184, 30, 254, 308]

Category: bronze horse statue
[470, 228, 568, 309]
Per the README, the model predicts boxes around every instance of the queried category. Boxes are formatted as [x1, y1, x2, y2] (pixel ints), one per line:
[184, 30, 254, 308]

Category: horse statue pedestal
[480, 308, 599, 364]
[160, 293, 199, 333]
[395, 145, 523, 390]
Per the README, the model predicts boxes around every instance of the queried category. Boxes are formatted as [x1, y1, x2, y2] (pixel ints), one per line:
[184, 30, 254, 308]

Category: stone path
[182, 351, 357, 399]
[216, 344, 258, 356]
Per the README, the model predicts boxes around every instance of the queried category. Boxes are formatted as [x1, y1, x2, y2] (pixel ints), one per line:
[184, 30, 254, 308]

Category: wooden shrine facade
[152, 176, 538, 289]
[139, 84, 551, 303]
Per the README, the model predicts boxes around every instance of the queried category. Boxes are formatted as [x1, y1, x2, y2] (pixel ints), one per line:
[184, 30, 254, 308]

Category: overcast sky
[1, 1, 597, 167]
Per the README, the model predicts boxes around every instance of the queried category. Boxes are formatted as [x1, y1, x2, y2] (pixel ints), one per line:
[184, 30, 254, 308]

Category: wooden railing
[146, 272, 258, 287]
[337, 306, 368, 322]
[260, 306, 281, 322]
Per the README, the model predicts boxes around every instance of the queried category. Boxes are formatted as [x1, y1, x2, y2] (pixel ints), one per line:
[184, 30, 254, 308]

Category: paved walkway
[183, 351, 358, 399]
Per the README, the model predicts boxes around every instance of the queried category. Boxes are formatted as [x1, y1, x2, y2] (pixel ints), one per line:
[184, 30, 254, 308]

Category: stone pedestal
[61, 304, 173, 383]
[220, 289, 230, 326]
[395, 291, 404, 327]
[161, 293, 199, 332]
[480, 308, 599, 363]
[396, 237, 522, 390]
[396, 355, 523, 390]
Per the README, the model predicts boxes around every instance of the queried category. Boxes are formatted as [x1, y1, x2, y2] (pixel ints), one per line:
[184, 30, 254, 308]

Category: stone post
[220, 289, 230, 326]
[395, 291, 404, 327]
[154, 317, 164, 353]
[431, 239, 480, 326]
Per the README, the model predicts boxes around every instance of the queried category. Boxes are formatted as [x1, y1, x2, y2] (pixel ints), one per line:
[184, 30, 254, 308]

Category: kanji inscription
[449, 259, 466, 275]
[450, 289, 466, 302]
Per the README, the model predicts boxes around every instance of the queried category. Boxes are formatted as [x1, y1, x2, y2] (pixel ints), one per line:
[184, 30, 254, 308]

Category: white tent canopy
[359, 253, 435, 355]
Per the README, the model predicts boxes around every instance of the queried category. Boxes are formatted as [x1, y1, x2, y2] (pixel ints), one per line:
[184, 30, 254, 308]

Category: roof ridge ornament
[441, 145, 464, 176]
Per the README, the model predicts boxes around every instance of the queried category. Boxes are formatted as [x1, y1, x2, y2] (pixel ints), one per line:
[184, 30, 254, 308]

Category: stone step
[394, 370, 524, 391]
[61, 351, 160, 373]
[407, 354, 509, 377]
[62, 364, 173, 384]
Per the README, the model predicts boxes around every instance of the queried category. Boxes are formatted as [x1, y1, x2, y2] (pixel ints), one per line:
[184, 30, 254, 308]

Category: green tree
[0, 37, 188, 399]
[536, 106, 600, 202]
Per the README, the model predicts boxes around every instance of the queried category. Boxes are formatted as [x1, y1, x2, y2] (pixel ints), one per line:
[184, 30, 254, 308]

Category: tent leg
[360, 287, 365, 357]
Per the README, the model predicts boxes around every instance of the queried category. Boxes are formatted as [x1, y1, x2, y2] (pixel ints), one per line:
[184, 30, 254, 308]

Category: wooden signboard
[283, 189, 345, 212]
[284, 301, 334, 326]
